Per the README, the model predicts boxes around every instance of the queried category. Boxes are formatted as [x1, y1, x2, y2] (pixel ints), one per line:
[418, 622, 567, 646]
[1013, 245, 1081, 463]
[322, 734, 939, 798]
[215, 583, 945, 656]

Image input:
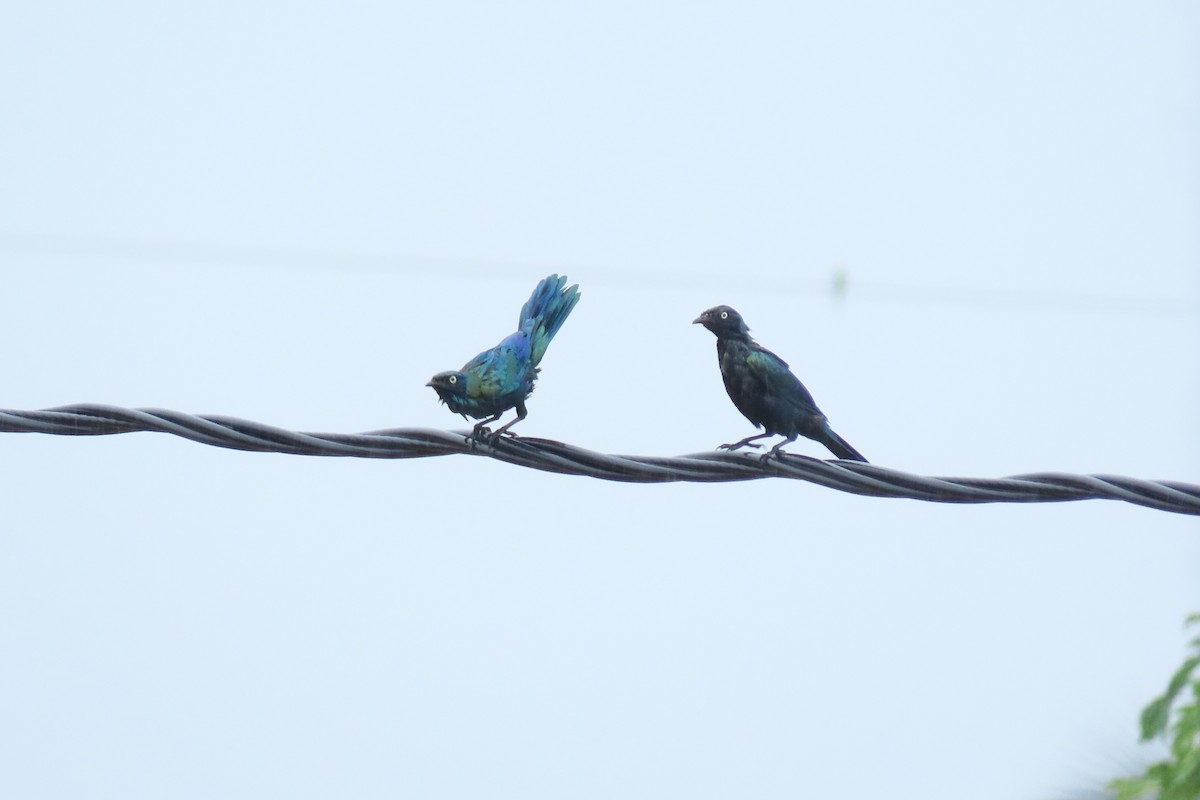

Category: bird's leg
[719, 432, 774, 451]
[761, 435, 798, 462]
[489, 401, 528, 439]
[470, 413, 503, 444]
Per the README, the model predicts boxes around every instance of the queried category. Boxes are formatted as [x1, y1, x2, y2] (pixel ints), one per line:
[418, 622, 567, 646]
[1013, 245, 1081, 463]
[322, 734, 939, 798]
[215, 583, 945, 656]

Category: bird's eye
[449, 375, 457, 384]
[720, 311, 729, 319]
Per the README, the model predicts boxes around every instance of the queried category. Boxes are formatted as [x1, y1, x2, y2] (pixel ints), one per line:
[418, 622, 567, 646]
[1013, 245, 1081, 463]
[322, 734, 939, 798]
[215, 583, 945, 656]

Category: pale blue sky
[1, 2, 1198, 798]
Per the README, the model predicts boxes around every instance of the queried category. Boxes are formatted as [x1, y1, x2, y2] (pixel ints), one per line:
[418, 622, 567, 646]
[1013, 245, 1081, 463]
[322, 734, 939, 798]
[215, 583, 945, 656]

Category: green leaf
[1171, 699, 1200, 759]
[1111, 615, 1200, 798]
[1175, 747, 1200, 792]
[1145, 695, 1176, 740]
[1159, 748, 1200, 800]
[1108, 774, 1161, 800]
[1168, 657, 1200, 699]
[1148, 761, 1175, 782]
[1143, 656, 1200, 741]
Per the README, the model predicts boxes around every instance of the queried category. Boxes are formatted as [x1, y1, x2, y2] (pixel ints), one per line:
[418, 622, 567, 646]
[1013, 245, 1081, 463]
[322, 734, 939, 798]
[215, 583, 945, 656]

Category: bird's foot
[759, 445, 788, 463]
[468, 425, 493, 448]
[488, 425, 521, 441]
[718, 441, 762, 451]
[469, 426, 521, 447]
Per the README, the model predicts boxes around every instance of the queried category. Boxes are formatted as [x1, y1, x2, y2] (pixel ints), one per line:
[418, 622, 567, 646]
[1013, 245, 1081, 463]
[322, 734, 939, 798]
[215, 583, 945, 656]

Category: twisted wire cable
[2, 404, 1198, 516]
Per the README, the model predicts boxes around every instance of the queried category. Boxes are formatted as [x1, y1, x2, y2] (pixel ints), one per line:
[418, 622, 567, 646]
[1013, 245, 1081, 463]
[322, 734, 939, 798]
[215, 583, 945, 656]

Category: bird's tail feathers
[520, 274, 581, 366]
[816, 422, 868, 462]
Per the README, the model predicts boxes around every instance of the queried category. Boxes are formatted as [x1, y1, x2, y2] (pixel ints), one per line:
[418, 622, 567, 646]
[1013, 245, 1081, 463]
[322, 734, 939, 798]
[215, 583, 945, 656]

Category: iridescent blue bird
[427, 275, 580, 439]
[694, 305, 867, 461]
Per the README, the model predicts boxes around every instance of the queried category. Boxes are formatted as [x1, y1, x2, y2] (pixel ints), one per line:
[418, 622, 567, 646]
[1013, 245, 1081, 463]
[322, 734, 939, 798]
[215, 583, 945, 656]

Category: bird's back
[452, 331, 536, 416]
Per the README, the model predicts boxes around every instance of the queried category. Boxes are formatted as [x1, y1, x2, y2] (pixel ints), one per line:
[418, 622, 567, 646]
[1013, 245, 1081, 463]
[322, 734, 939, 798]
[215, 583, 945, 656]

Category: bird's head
[426, 371, 469, 403]
[693, 305, 749, 337]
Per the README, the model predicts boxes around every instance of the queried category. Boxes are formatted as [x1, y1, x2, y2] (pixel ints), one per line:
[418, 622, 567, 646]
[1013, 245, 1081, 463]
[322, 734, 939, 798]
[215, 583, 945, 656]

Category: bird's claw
[759, 447, 787, 463]
[467, 426, 493, 448]
[718, 441, 762, 451]
[468, 426, 520, 448]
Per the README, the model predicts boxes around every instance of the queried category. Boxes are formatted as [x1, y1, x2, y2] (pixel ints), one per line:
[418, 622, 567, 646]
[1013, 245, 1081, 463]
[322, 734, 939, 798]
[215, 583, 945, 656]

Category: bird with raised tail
[694, 305, 867, 461]
[428, 275, 580, 440]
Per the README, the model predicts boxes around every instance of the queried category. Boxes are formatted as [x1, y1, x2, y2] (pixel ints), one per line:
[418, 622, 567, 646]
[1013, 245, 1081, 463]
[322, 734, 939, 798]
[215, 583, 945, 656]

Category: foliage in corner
[1109, 613, 1200, 800]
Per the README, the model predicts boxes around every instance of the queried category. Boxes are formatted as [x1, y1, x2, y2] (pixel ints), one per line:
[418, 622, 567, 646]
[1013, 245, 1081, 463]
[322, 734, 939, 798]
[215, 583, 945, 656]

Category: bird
[427, 274, 580, 440]
[693, 305, 867, 461]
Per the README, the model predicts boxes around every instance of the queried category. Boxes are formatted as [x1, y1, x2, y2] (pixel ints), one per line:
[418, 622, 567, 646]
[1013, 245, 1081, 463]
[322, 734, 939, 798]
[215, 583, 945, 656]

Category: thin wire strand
[5, 233, 1195, 318]
[2, 404, 1198, 516]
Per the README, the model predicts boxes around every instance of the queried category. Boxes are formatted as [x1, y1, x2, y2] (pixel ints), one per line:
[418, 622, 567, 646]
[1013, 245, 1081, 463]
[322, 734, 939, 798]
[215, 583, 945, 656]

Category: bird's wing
[747, 344, 789, 370]
[743, 345, 792, 383]
[744, 344, 819, 411]
[463, 334, 531, 400]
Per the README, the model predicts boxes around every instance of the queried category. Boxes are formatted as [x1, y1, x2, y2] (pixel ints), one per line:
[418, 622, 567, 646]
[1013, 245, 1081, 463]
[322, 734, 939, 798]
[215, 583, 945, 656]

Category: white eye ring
[720, 311, 729, 319]
[449, 375, 457, 384]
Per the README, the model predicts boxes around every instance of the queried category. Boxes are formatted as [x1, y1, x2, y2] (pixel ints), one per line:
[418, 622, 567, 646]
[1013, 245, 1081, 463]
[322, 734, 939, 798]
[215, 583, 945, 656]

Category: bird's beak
[692, 315, 705, 324]
[425, 379, 436, 387]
